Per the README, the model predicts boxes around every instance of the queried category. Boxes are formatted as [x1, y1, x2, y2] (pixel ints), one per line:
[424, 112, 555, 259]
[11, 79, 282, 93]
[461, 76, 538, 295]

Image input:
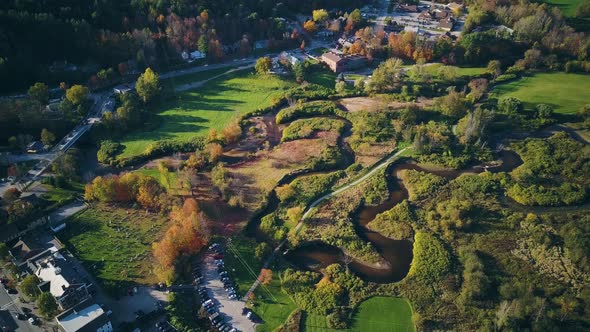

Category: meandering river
[284, 150, 523, 283]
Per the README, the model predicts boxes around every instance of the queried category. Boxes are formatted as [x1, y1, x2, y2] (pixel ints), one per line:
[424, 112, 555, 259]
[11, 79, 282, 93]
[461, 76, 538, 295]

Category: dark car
[242, 308, 251, 316]
[15, 313, 26, 321]
[6, 288, 17, 294]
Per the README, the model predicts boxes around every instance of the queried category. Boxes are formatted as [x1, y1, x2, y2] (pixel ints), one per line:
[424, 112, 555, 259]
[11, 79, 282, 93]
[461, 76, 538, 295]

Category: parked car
[213, 254, 224, 260]
[15, 313, 26, 321]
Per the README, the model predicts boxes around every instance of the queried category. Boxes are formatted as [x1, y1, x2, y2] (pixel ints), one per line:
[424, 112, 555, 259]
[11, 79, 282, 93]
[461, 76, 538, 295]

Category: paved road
[48, 201, 87, 226]
[202, 254, 254, 332]
[243, 147, 410, 299]
[0, 285, 43, 332]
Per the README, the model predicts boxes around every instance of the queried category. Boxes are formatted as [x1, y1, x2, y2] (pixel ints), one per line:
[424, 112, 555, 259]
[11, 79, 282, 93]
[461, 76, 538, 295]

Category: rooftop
[31, 247, 85, 297]
[57, 300, 110, 332]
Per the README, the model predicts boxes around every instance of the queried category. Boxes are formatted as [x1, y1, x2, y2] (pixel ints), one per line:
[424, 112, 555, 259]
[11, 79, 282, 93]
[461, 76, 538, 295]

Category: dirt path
[174, 64, 254, 92]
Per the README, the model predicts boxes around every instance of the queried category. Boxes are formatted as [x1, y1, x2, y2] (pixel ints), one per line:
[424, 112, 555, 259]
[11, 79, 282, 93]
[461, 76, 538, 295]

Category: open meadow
[59, 204, 167, 295]
[302, 297, 414, 332]
[117, 69, 296, 159]
[492, 72, 590, 114]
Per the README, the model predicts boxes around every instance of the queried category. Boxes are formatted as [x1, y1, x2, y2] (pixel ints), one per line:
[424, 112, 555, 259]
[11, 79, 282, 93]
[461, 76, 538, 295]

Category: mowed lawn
[117, 69, 296, 158]
[349, 297, 414, 332]
[492, 72, 590, 114]
[541, 0, 584, 16]
[253, 277, 298, 332]
[59, 204, 167, 295]
[303, 297, 414, 332]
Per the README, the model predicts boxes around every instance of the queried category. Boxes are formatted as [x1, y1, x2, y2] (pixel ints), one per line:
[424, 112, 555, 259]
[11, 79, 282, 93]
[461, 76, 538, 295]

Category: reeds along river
[284, 150, 523, 283]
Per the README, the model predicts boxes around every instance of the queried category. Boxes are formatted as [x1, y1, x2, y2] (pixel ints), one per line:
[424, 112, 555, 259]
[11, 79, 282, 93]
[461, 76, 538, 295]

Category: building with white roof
[26, 246, 92, 310]
[56, 299, 113, 332]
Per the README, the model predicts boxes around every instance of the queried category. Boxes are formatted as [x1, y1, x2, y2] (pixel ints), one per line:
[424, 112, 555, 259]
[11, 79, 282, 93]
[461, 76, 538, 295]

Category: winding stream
[285, 150, 524, 283]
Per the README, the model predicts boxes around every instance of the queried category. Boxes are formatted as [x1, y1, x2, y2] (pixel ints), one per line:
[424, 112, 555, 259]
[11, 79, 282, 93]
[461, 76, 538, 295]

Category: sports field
[303, 296, 414, 332]
[492, 72, 590, 114]
[117, 69, 295, 158]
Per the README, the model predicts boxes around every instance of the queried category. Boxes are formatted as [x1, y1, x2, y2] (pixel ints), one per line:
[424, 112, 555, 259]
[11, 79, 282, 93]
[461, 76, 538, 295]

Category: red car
[213, 254, 224, 260]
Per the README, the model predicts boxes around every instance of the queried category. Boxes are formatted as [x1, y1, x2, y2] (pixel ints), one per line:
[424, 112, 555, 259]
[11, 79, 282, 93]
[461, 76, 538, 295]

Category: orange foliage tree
[85, 173, 166, 210]
[303, 20, 318, 34]
[259, 269, 273, 285]
[153, 198, 207, 282]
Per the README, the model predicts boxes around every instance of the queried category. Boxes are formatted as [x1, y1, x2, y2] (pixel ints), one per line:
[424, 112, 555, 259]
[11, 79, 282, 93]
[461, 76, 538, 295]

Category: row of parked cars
[197, 243, 238, 332]
[211, 244, 238, 301]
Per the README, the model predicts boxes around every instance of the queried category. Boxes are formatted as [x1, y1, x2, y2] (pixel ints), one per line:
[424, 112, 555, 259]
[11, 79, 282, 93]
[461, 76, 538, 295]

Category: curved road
[243, 147, 410, 300]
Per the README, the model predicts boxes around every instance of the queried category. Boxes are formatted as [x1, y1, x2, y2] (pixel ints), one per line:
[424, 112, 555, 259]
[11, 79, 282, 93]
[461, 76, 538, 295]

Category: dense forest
[0, 0, 366, 92]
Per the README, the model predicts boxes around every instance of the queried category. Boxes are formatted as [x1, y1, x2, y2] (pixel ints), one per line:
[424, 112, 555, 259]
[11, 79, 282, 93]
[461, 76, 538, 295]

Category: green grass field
[306, 67, 337, 89]
[253, 277, 298, 332]
[349, 297, 414, 332]
[164, 66, 234, 86]
[424, 64, 486, 78]
[492, 72, 590, 114]
[117, 69, 296, 159]
[540, 0, 584, 17]
[224, 235, 263, 296]
[303, 297, 414, 332]
[59, 204, 167, 295]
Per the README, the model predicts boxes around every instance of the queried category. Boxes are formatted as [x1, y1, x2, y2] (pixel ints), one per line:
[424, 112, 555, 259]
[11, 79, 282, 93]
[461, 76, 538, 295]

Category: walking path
[242, 147, 410, 300]
[174, 64, 255, 92]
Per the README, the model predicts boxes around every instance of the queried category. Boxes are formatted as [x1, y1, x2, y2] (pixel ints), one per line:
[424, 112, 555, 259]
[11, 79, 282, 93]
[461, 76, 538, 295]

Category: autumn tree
[137, 177, 166, 210]
[40, 128, 56, 146]
[303, 20, 318, 34]
[255, 57, 272, 75]
[205, 143, 223, 164]
[348, 9, 363, 27]
[275, 184, 295, 201]
[136, 67, 161, 104]
[153, 199, 206, 282]
[259, 269, 273, 285]
[28, 82, 49, 105]
[313, 9, 329, 23]
[66, 85, 89, 106]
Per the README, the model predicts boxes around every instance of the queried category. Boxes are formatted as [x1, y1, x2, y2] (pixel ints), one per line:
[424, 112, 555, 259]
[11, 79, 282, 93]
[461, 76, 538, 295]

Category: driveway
[202, 254, 255, 332]
[48, 201, 87, 225]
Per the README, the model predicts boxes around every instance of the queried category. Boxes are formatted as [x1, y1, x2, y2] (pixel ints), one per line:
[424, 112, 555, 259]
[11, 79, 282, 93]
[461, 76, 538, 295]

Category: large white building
[56, 299, 113, 332]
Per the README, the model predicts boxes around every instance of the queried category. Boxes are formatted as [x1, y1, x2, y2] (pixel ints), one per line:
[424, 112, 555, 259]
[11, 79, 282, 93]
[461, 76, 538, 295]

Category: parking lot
[199, 243, 256, 332]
